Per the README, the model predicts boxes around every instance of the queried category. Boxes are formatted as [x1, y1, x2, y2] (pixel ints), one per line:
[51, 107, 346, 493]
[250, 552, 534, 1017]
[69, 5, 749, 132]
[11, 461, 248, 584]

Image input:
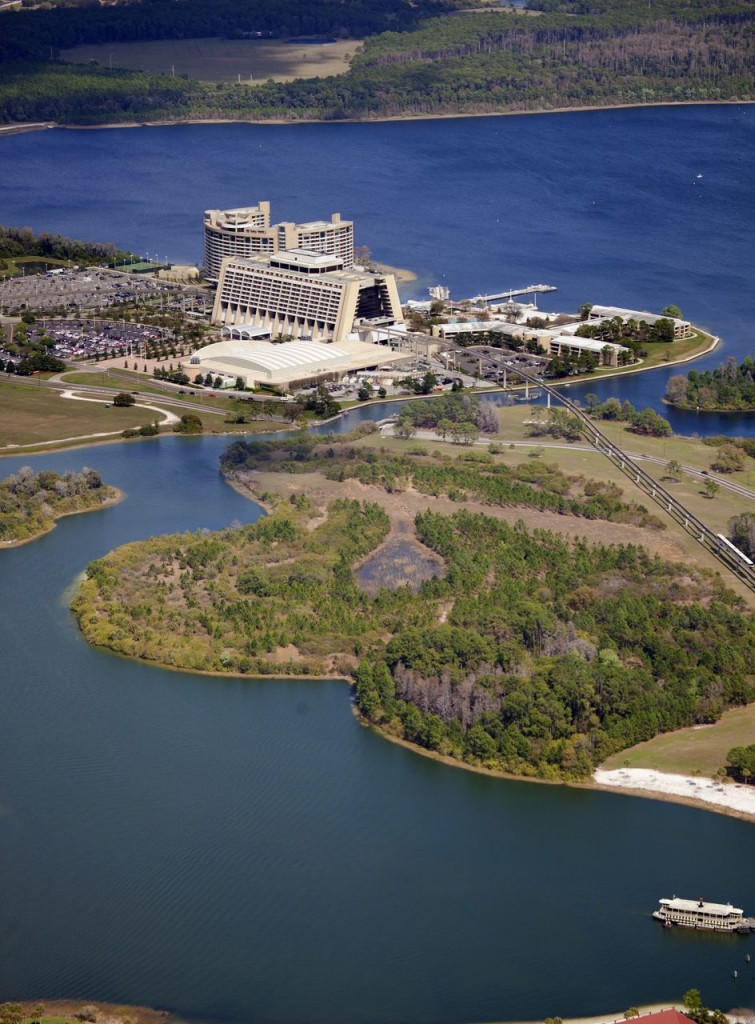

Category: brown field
[601, 704, 755, 776]
[59, 37, 361, 84]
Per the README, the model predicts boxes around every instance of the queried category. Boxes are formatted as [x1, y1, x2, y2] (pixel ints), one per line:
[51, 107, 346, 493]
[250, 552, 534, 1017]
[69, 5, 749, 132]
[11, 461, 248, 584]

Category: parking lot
[0, 267, 181, 315]
[444, 344, 548, 383]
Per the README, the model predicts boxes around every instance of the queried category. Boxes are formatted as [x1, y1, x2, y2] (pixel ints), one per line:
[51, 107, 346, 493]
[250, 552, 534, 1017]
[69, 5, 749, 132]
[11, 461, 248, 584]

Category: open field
[59, 369, 276, 414]
[601, 704, 755, 776]
[59, 37, 360, 84]
[0, 379, 159, 447]
[493, 405, 755, 528]
[367, 424, 755, 603]
[0, 255, 74, 280]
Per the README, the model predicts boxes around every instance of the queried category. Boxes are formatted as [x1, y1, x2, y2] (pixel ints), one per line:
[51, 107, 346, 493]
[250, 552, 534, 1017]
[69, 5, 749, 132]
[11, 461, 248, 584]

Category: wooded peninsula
[665, 356, 755, 412]
[0, 0, 752, 126]
[0, 465, 120, 545]
[72, 424, 755, 782]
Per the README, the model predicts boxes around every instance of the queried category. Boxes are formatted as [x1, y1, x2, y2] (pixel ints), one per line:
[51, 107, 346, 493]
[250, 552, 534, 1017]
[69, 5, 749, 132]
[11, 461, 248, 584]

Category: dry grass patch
[60, 37, 360, 84]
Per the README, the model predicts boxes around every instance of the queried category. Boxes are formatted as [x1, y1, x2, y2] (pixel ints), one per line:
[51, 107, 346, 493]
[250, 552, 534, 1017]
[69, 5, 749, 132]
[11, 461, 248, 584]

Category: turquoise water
[0, 434, 753, 1024]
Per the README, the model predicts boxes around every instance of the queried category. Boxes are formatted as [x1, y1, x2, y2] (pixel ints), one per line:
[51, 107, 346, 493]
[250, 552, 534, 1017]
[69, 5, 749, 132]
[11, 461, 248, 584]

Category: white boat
[653, 896, 748, 933]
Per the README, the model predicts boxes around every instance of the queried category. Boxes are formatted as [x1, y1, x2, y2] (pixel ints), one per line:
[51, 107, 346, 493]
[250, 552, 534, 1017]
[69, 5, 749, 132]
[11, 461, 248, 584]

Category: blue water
[1, 105, 754, 427]
[0, 435, 753, 1024]
[1, 108, 755, 1022]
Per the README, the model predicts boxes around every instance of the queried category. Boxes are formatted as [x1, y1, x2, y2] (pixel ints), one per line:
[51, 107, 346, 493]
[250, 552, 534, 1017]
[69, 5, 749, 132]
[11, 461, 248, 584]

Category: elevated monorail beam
[510, 370, 755, 593]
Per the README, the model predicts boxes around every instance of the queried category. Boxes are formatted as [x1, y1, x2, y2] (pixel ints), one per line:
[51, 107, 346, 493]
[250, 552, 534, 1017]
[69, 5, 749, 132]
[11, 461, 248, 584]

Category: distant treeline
[0, 224, 129, 265]
[0, 0, 752, 124]
[0, 0, 450, 61]
[665, 356, 755, 411]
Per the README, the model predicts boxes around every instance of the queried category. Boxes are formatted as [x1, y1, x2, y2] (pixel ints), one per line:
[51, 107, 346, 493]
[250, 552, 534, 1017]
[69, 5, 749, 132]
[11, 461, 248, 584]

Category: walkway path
[60, 388, 181, 425]
[0, 391, 180, 451]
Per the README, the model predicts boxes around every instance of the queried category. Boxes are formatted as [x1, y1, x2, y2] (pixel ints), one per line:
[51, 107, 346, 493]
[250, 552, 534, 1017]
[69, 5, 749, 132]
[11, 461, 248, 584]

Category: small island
[665, 356, 755, 412]
[0, 465, 121, 546]
[72, 419, 755, 784]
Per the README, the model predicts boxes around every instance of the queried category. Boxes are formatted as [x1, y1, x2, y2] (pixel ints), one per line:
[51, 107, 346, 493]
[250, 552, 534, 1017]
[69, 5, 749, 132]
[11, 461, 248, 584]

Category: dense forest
[0, 465, 118, 544]
[0, 0, 752, 124]
[72, 443, 755, 779]
[665, 356, 755, 411]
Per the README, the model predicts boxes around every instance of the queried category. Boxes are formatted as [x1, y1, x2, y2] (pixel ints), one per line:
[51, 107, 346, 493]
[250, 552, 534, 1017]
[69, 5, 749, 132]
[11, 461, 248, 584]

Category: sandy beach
[593, 768, 755, 821]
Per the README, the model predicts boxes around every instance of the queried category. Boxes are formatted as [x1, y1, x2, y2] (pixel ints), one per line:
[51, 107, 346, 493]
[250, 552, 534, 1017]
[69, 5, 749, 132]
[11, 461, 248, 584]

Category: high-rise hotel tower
[203, 201, 354, 282]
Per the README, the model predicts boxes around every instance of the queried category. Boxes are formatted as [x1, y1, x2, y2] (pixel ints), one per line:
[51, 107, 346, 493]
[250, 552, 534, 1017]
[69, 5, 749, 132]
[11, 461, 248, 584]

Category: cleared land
[601, 704, 755, 777]
[237, 424, 754, 609]
[59, 37, 360, 84]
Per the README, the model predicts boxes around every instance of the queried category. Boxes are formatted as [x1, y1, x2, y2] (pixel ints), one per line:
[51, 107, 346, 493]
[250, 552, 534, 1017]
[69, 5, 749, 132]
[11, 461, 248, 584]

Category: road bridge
[508, 368, 755, 594]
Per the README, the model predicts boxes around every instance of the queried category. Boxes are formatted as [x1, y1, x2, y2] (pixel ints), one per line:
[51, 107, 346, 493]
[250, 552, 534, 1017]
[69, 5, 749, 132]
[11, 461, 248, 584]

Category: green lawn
[601, 704, 755, 777]
[0, 379, 158, 448]
[59, 370, 262, 413]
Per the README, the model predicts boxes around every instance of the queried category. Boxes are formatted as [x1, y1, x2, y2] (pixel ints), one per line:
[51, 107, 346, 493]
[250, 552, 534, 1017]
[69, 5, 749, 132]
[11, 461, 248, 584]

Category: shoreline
[12, 999, 701, 1024]
[0, 485, 124, 548]
[5, 99, 751, 135]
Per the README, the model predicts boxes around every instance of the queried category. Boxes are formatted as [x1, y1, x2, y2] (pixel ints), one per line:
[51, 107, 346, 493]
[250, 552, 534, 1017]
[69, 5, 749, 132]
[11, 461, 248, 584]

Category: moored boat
[653, 897, 749, 933]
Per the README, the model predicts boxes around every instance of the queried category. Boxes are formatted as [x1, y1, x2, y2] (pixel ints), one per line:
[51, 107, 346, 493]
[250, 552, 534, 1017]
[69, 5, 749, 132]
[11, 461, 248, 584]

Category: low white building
[588, 305, 692, 339]
[188, 337, 415, 390]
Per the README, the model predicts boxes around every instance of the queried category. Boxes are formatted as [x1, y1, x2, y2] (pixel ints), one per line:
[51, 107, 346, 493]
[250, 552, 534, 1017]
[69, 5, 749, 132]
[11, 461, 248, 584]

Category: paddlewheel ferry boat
[653, 897, 751, 933]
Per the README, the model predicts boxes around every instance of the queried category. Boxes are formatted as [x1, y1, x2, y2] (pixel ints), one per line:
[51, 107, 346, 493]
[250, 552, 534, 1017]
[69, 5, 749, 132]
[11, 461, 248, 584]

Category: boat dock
[466, 283, 557, 304]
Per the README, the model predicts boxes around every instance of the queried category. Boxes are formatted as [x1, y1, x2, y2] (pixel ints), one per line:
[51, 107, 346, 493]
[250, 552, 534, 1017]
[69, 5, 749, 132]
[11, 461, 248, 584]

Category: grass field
[0, 379, 159, 448]
[601, 704, 755, 776]
[60, 37, 360, 84]
[60, 370, 258, 412]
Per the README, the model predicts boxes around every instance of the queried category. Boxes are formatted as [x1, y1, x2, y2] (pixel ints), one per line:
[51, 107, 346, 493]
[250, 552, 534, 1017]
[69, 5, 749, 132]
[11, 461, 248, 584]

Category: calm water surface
[0, 435, 754, 1024]
[1, 107, 755, 1022]
[1, 105, 754, 426]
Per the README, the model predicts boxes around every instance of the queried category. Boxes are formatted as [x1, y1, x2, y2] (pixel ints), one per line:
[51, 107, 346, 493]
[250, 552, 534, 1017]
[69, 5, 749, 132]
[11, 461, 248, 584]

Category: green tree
[710, 444, 744, 473]
[435, 418, 453, 440]
[661, 304, 682, 318]
[394, 420, 417, 440]
[113, 391, 135, 407]
[664, 459, 683, 481]
[728, 513, 755, 559]
[683, 990, 702, 1013]
[173, 413, 203, 434]
[702, 478, 719, 499]
[0, 1005, 24, 1024]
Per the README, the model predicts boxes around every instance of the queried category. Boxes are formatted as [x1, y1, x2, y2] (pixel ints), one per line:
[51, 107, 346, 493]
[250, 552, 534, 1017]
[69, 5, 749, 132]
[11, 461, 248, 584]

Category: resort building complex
[203, 202, 354, 282]
[211, 250, 402, 345]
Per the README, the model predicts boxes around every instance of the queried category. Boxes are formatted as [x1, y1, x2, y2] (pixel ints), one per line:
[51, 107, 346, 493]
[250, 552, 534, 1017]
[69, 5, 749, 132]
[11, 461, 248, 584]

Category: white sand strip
[593, 768, 755, 819]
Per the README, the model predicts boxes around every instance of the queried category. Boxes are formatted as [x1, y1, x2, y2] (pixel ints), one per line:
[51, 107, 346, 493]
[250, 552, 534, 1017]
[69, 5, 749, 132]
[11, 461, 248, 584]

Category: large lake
[1, 108, 754, 1023]
[1, 104, 754, 430]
